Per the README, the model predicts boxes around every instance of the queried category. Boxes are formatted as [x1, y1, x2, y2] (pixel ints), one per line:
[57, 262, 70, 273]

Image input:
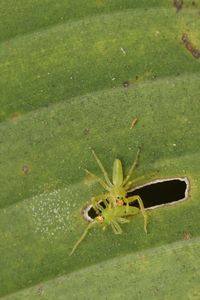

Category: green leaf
[1, 1, 200, 299]
[2, 238, 200, 299]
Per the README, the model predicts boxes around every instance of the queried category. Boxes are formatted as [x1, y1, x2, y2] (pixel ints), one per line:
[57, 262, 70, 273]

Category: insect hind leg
[69, 222, 95, 256]
[125, 195, 148, 233]
[111, 220, 123, 234]
[84, 168, 110, 191]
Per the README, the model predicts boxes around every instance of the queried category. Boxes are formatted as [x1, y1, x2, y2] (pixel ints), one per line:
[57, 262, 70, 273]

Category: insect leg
[123, 148, 140, 186]
[111, 220, 123, 234]
[91, 193, 110, 212]
[69, 222, 96, 256]
[117, 217, 130, 224]
[92, 150, 113, 188]
[83, 168, 111, 191]
[125, 195, 148, 233]
[96, 202, 108, 213]
[124, 175, 146, 190]
[124, 172, 158, 190]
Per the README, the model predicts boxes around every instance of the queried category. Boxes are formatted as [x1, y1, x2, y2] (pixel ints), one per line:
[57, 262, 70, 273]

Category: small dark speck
[182, 33, 200, 59]
[123, 81, 129, 87]
[22, 165, 30, 175]
[174, 0, 183, 12]
[84, 128, 90, 135]
[183, 230, 192, 240]
[36, 285, 44, 296]
[192, 0, 196, 6]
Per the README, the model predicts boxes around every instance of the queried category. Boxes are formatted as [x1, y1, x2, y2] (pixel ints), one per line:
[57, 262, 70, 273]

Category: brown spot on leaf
[130, 117, 138, 129]
[11, 112, 22, 123]
[173, 0, 183, 12]
[84, 128, 90, 135]
[182, 33, 200, 59]
[36, 285, 44, 296]
[123, 80, 129, 88]
[21, 165, 30, 175]
[183, 230, 192, 240]
[174, 0, 183, 13]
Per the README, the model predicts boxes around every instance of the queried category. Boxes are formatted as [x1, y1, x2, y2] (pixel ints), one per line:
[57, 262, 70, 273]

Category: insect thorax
[110, 186, 127, 201]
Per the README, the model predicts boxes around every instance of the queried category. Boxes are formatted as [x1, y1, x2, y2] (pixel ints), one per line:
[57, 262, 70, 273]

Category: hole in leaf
[84, 177, 189, 221]
[86, 206, 98, 220]
[127, 177, 189, 209]
[82, 202, 107, 221]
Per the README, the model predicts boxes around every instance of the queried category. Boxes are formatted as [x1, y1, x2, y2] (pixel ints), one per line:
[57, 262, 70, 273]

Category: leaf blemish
[183, 230, 192, 240]
[84, 128, 90, 135]
[130, 117, 138, 129]
[36, 285, 44, 296]
[182, 33, 200, 59]
[173, 0, 183, 12]
[30, 189, 73, 237]
[123, 80, 129, 88]
[21, 165, 30, 175]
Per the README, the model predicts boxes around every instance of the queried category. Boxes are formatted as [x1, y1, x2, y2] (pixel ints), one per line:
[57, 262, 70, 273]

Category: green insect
[83, 149, 142, 211]
[69, 199, 147, 256]
[69, 149, 148, 255]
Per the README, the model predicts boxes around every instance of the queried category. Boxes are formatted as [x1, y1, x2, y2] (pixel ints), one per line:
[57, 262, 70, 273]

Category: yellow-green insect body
[110, 186, 126, 202]
[98, 203, 142, 233]
[69, 149, 148, 256]
[112, 159, 123, 186]
[84, 149, 141, 210]
[69, 199, 147, 256]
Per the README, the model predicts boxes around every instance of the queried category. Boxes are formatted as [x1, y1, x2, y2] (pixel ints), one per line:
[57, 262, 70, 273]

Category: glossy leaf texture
[0, 1, 200, 299]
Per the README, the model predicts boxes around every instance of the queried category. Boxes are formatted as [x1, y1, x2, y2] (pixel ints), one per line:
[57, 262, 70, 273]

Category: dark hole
[123, 80, 129, 87]
[87, 178, 189, 220]
[127, 178, 189, 209]
[87, 202, 106, 219]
